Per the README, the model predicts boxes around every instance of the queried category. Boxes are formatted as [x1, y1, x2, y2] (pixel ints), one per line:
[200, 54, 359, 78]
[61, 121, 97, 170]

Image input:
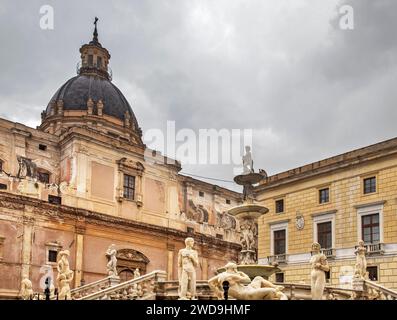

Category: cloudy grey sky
[1, 0, 396, 190]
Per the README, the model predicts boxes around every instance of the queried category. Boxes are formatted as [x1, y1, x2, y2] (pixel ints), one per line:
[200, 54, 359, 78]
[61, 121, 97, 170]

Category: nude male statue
[178, 237, 199, 300]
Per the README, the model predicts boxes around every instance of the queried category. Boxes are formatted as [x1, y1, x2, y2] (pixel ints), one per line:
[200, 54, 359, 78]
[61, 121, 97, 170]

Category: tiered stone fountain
[218, 146, 281, 279]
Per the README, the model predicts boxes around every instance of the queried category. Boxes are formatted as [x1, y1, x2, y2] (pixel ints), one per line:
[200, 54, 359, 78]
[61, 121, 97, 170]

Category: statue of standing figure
[106, 244, 118, 277]
[178, 237, 198, 300]
[208, 262, 287, 300]
[354, 240, 367, 279]
[20, 275, 33, 300]
[56, 250, 74, 300]
[134, 268, 141, 278]
[242, 146, 254, 174]
[310, 242, 329, 300]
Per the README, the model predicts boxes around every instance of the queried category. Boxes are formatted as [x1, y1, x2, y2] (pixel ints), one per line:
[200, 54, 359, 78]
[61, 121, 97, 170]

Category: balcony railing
[321, 248, 336, 258]
[355, 243, 385, 255]
[267, 254, 288, 265]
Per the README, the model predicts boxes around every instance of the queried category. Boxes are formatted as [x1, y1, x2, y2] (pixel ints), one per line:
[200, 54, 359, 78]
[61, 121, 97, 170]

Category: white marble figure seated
[208, 262, 287, 300]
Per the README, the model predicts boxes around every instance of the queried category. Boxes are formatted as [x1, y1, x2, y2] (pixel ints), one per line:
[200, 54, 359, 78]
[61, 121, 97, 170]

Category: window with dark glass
[39, 144, 47, 151]
[226, 199, 231, 204]
[88, 55, 93, 66]
[275, 272, 284, 283]
[317, 221, 332, 249]
[48, 195, 62, 205]
[97, 56, 102, 68]
[362, 213, 380, 244]
[123, 174, 135, 200]
[48, 250, 58, 263]
[319, 188, 329, 204]
[367, 266, 378, 281]
[275, 199, 284, 213]
[38, 172, 50, 184]
[363, 177, 376, 194]
[199, 191, 204, 197]
[325, 270, 331, 282]
[274, 229, 286, 255]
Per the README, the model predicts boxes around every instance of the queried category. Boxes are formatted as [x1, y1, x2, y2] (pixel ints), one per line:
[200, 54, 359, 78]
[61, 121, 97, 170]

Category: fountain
[217, 146, 281, 279]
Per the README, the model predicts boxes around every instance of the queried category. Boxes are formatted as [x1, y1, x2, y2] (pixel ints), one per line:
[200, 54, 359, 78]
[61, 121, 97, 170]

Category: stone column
[74, 225, 85, 287]
[20, 216, 35, 279]
[202, 257, 208, 280]
[167, 244, 175, 281]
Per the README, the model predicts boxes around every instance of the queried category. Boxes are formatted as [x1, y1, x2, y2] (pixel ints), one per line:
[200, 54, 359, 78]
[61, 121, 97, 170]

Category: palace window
[226, 199, 231, 204]
[275, 272, 284, 283]
[274, 229, 286, 255]
[363, 177, 376, 194]
[317, 221, 332, 249]
[362, 213, 380, 244]
[319, 188, 329, 204]
[199, 191, 204, 197]
[367, 266, 378, 281]
[48, 195, 62, 205]
[123, 174, 135, 200]
[275, 199, 284, 214]
[39, 144, 47, 151]
[48, 250, 58, 263]
[38, 171, 50, 184]
[88, 55, 93, 66]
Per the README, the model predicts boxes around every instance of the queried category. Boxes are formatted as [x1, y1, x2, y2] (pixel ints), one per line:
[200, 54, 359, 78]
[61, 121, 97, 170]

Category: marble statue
[20, 276, 33, 300]
[310, 242, 329, 300]
[242, 146, 254, 174]
[106, 244, 118, 277]
[354, 240, 367, 279]
[177, 237, 198, 300]
[56, 250, 74, 300]
[134, 268, 141, 278]
[208, 262, 287, 300]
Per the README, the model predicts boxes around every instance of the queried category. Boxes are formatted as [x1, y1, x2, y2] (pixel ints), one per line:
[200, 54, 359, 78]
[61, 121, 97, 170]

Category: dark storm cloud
[0, 0, 396, 190]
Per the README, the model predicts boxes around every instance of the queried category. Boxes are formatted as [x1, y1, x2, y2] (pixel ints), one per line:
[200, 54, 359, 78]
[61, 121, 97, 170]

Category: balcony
[267, 254, 288, 265]
[356, 243, 385, 256]
[321, 248, 336, 259]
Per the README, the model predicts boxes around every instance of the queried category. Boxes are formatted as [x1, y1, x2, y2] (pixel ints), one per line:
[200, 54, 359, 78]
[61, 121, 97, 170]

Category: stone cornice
[256, 136, 397, 192]
[0, 191, 240, 252]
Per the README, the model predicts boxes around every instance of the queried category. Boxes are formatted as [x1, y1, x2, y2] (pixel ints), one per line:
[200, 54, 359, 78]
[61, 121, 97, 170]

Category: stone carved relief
[17, 156, 37, 179]
[116, 249, 150, 275]
[216, 211, 237, 230]
[186, 199, 209, 224]
[238, 219, 258, 265]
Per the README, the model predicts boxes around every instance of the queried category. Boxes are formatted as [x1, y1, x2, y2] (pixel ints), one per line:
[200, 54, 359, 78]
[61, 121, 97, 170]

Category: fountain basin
[228, 204, 269, 220]
[216, 264, 281, 280]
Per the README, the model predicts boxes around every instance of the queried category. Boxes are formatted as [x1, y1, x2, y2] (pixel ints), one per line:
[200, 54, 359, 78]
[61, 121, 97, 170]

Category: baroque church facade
[0, 26, 241, 298]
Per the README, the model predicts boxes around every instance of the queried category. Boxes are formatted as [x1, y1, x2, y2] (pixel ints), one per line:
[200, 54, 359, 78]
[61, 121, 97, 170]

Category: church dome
[40, 18, 142, 143]
[45, 74, 137, 124]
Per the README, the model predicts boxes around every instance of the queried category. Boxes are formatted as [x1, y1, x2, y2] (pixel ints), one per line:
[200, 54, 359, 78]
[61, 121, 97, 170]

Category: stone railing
[352, 278, 397, 300]
[321, 248, 336, 258]
[79, 270, 167, 300]
[366, 243, 385, 255]
[71, 276, 120, 299]
[275, 282, 358, 300]
[267, 254, 288, 265]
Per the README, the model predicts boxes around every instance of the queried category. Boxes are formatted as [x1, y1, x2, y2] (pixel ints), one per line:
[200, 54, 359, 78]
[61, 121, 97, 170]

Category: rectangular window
[38, 172, 50, 184]
[363, 177, 376, 194]
[317, 221, 332, 249]
[226, 199, 231, 204]
[275, 272, 284, 283]
[48, 250, 58, 263]
[187, 227, 194, 234]
[325, 270, 331, 282]
[123, 174, 135, 200]
[275, 199, 284, 213]
[39, 144, 47, 151]
[97, 56, 102, 68]
[273, 229, 286, 255]
[88, 55, 93, 66]
[362, 213, 380, 244]
[319, 188, 329, 204]
[0, 183, 7, 190]
[199, 191, 204, 197]
[367, 266, 378, 281]
[0, 161, 3, 172]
